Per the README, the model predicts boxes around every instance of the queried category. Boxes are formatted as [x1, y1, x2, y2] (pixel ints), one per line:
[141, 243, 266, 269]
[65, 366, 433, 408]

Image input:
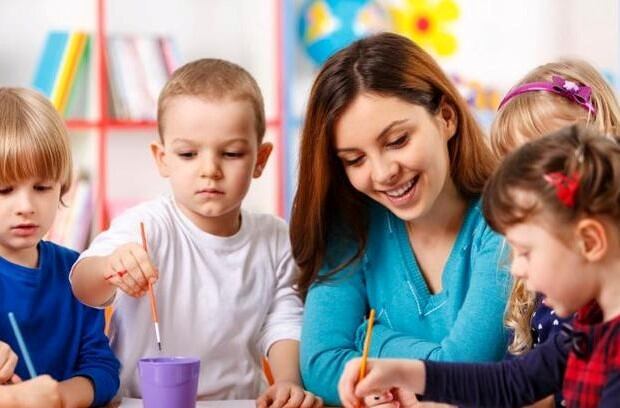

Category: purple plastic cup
[139, 357, 200, 408]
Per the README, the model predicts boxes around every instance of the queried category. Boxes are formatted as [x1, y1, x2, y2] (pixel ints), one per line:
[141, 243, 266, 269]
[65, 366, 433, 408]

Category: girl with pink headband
[492, 59, 619, 157]
[492, 59, 620, 408]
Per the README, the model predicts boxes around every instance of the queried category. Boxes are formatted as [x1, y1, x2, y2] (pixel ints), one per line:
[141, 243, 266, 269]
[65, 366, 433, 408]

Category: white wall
[442, 0, 619, 88]
[0, 0, 618, 218]
[291, 0, 619, 115]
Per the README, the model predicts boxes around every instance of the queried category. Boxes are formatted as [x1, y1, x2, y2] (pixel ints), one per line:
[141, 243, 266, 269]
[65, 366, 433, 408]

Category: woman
[290, 33, 511, 405]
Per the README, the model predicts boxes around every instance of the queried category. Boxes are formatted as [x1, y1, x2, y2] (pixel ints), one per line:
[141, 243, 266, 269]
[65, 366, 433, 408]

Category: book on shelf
[46, 174, 93, 252]
[106, 35, 181, 120]
[32, 30, 181, 121]
[32, 31, 90, 117]
[31, 31, 182, 247]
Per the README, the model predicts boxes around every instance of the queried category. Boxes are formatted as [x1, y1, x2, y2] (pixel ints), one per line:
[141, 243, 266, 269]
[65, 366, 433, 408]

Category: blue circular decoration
[299, 0, 390, 66]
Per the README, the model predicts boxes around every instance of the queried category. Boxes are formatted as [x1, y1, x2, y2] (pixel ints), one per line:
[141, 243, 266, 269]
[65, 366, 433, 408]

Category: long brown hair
[291, 33, 497, 297]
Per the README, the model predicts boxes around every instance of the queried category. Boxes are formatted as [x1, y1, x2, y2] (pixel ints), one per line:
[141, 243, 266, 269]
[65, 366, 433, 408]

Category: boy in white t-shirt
[70, 59, 322, 407]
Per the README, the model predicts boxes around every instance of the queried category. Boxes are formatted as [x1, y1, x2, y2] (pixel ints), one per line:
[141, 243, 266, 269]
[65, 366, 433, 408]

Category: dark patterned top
[563, 301, 620, 407]
[422, 302, 620, 408]
[531, 299, 573, 407]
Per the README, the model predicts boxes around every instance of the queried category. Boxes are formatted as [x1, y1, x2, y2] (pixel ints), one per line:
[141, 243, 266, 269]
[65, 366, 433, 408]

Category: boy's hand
[0, 341, 18, 384]
[11, 375, 63, 407]
[256, 381, 323, 408]
[339, 358, 424, 408]
[104, 242, 158, 297]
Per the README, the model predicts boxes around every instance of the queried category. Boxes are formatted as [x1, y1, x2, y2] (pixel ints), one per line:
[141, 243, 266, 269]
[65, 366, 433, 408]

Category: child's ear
[150, 140, 170, 178]
[437, 99, 458, 140]
[575, 218, 607, 261]
[253, 142, 273, 178]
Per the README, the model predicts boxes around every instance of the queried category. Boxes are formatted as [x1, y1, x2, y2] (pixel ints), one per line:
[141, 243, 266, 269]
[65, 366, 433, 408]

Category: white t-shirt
[73, 195, 303, 399]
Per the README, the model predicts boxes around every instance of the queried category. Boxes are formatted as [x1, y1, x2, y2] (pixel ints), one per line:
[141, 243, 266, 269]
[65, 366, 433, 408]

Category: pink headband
[498, 75, 596, 115]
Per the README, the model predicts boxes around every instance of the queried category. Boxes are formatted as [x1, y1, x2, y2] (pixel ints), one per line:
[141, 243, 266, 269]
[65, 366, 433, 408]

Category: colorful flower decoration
[387, 0, 459, 57]
[304, 0, 341, 43]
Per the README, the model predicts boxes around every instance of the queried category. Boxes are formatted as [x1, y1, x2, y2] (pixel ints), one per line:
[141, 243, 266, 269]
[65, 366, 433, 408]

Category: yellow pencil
[358, 308, 376, 381]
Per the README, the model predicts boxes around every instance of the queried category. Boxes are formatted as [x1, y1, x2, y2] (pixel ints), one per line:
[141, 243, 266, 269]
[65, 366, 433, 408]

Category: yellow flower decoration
[389, 0, 459, 57]
[305, 0, 340, 43]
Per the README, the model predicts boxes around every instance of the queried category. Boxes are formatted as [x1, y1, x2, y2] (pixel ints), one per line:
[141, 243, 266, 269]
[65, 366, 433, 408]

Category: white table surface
[117, 398, 255, 407]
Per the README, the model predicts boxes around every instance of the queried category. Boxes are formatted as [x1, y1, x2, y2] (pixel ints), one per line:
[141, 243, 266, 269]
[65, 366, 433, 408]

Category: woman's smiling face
[334, 93, 457, 221]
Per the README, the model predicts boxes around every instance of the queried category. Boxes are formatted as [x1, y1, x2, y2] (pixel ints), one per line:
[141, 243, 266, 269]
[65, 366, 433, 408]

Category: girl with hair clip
[291, 32, 511, 406]
[491, 59, 620, 407]
[339, 124, 620, 408]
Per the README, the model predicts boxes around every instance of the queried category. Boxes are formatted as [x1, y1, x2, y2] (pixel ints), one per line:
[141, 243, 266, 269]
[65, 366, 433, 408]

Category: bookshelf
[64, 0, 286, 234]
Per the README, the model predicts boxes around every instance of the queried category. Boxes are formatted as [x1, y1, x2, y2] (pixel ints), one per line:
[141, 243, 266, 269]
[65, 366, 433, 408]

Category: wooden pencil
[358, 308, 376, 381]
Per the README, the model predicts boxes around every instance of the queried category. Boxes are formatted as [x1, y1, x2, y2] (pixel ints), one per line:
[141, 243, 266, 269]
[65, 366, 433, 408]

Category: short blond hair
[0, 87, 72, 197]
[157, 58, 265, 143]
[491, 59, 620, 157]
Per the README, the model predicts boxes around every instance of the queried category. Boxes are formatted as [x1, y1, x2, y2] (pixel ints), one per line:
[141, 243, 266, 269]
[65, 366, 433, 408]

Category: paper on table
[111, 398, 343, 408]
[115, 398, 256, 408]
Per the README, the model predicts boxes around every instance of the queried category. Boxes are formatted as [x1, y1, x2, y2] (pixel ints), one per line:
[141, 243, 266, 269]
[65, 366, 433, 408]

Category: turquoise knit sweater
[300, 200, 512, 405]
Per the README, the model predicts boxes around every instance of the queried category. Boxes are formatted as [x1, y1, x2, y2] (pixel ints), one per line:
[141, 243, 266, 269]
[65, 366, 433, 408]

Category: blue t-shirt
[300, 200, 512, 405]
[0, 241, 119, 407]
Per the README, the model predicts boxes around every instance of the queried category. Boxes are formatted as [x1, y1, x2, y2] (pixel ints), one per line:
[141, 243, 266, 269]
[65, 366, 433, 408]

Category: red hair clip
[544, 172, 580, 208]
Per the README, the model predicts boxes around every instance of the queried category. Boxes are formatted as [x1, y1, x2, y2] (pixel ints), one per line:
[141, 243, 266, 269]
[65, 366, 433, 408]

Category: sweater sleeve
[365, 227, 511, 362]
[300, 251, 368, 406]
[600, 371, 620, 408]
[421, 332, 569, 407]
[600, 337, 620, 408]
[71, 305, 120, 407]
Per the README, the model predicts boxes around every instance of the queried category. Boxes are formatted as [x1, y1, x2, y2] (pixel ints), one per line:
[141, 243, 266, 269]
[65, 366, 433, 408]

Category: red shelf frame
[67, 118, 281, 131]
[81, 0, 285, 232]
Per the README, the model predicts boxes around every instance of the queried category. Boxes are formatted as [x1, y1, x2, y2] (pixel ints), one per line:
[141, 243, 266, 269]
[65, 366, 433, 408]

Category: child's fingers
[364, 391, 394, 407]
[338, 358, 362, 408]
[255, 390, 272, 408]
[311, 395, 323, 408]
[282, 386, 305, 408]
[393, 388, 418, 408]
[120, 252, 149, 292]
[107, 257, 135, 294]
[270, 386, 292, 408]
[118, 266, 143, 297]
[0, 345, 17, 383]
[0, 364, 13, 383]
[369, 403, 399, 408]
[108, 274, 134, 297]
[0, 341, 15, 363]
[133, 249, 159, 284]
[105, 270, 138, 297]
[299, 392, 322, 408]
[356, 365, 385, 398]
